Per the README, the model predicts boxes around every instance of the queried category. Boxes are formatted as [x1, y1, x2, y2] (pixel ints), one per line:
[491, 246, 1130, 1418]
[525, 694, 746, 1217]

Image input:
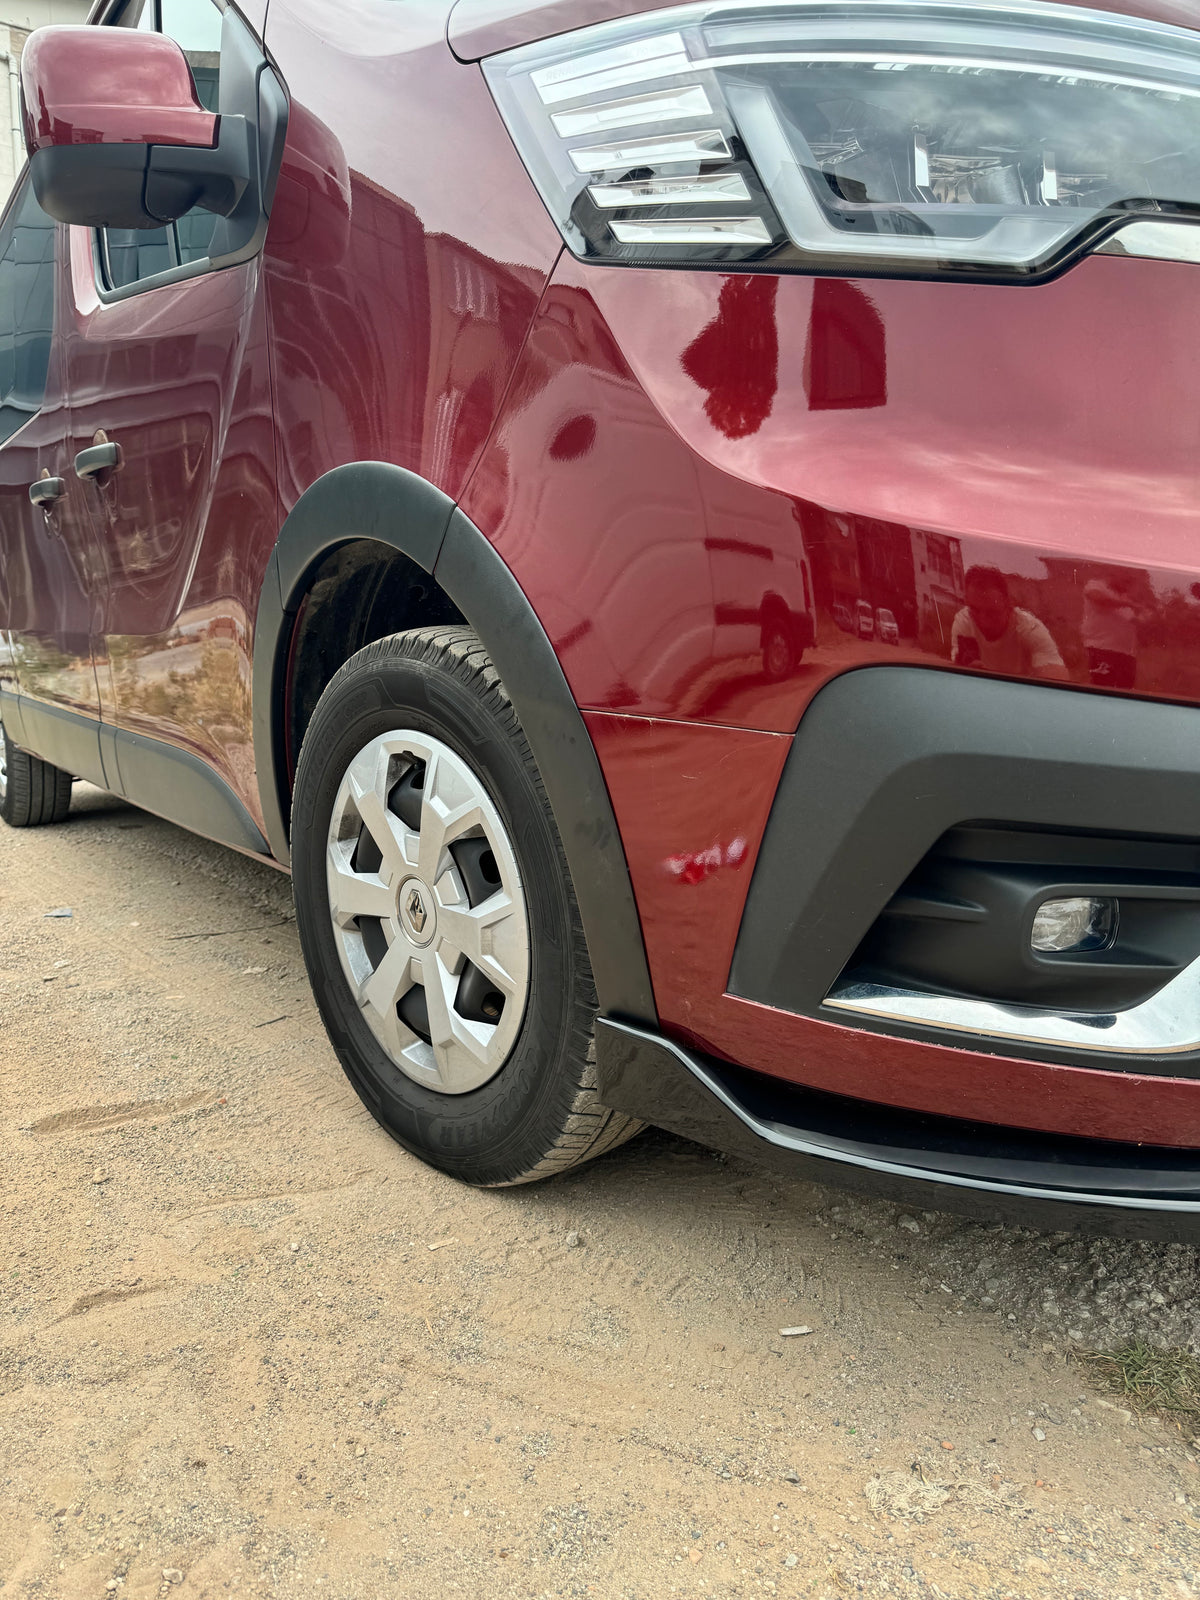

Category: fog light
[1030, 897, 1116, 954]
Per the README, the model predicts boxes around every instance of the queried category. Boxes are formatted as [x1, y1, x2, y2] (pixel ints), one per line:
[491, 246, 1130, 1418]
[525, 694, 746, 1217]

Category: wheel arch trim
[252, 461, 657, 1024]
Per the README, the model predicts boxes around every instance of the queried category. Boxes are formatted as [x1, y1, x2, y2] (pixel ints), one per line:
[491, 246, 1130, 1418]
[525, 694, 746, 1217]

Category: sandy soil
[1, 785, 1198, 1600]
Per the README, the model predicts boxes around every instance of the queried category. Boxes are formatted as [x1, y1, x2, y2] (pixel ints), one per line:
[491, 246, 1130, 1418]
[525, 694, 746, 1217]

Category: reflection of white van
[706, 528, 817, 682]
[876, 607, 900, 645]
[758, 588, 816, 680]
[855, 599, 875, 639]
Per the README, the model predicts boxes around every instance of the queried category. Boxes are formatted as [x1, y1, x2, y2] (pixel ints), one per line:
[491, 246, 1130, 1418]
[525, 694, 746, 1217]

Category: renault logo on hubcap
[406, 887, 427, 933]
[398, 878, 436, 945]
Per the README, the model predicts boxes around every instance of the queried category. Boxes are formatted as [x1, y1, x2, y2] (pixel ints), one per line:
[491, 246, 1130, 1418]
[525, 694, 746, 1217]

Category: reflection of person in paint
[951, 566, 1068, 682]
[1081, 571, 1147, 690]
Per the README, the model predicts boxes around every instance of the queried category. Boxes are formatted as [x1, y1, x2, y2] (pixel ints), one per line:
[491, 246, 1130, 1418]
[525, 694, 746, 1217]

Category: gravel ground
[1, 784, 1199, 1599]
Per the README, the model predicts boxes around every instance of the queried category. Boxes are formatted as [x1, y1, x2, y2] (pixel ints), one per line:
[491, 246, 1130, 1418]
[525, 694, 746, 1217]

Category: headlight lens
[483, 0, 1200, 279]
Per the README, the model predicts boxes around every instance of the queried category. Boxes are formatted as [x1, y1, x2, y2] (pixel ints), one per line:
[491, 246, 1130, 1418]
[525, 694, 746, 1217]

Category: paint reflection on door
[0, 181, 103, 722]
[64, 223, 275, 815]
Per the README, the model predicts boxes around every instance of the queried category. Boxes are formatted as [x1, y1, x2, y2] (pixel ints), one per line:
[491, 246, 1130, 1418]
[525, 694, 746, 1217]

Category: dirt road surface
[2, 785, 1199, 1599]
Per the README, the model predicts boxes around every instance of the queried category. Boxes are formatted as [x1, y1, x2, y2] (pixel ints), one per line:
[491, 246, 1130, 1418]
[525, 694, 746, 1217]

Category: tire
[290, 626, 641, 1186]
[0, 710, 72, 827]
[762, 620, 801, 682]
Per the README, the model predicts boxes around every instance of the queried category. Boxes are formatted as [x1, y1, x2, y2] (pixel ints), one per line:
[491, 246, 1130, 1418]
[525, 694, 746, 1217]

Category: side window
[0, 179, 56, 446]
[100, 0, 224, 291]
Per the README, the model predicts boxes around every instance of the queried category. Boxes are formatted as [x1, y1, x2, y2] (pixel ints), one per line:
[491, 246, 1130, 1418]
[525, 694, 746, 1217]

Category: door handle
[75, 441, 122, 479]
[28, 474, 65, 509]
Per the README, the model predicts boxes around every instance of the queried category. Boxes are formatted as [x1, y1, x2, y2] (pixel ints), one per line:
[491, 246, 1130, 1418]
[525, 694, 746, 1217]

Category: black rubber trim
[730, 666, 1200, 1075]
[0, 689, 28, 749]
[3, 689, 269, 855]
[252, 462, 657, 1024]
[594, 1018, 1200, 1241]
[435, 509, 655, 1021]
[273, 463, 454, 596]
[10, 694, 107, 788]
[112, 725, 270, 857]
[251, 466, 455, 864]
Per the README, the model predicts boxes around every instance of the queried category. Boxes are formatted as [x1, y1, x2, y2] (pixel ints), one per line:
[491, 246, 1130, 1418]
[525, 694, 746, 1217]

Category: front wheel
[290, 627, 640, 1186]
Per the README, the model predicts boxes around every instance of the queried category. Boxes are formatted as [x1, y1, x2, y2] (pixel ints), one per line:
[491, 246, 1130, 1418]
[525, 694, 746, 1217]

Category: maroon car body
[4, 0, 1200, 1233]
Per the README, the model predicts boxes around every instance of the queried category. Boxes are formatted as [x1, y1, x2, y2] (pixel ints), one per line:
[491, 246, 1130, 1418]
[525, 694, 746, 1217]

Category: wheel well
[284, 539, 464, 785]
[759, 591, 791, 638]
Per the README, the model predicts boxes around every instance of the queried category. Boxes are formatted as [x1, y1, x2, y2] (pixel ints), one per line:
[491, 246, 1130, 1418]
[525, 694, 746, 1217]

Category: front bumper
[731, 666, 1200, 1078]
[596, 1018, 1200, 1240]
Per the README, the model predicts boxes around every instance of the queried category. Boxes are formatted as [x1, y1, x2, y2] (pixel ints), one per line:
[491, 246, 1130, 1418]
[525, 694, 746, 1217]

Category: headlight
[482, 0, 1200, 279]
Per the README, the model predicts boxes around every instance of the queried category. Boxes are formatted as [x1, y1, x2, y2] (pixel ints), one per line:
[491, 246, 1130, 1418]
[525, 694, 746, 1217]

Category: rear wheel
[290, 627, 641, 1185]
[0, 709, 72, 827]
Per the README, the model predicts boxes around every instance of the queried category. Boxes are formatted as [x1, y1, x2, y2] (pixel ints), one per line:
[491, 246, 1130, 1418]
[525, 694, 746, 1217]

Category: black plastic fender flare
[252, 461, 656, 1025]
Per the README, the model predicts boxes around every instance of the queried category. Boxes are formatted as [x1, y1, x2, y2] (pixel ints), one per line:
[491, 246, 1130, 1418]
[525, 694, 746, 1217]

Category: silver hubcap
[326, 730, 530, 1095]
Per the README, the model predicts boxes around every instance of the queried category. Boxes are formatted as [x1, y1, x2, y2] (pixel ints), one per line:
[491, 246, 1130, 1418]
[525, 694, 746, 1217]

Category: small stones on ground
[427, 1237, 458, 1251]
[91, 1170, 108, 1185]
[1032, 1427, 1047, 1442]
[864, 1473, 952, 1520]
[9, 811, 1200, 1600]
[44, 907, 73, 918]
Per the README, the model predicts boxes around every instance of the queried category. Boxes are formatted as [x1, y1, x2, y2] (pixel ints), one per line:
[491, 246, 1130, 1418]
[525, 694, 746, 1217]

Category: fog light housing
[1031, 896, 1117, 954]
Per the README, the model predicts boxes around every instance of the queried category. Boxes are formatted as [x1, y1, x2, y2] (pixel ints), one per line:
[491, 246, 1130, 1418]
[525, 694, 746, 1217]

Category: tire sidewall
[0, 726, 14, 825]
[291, 641, 585, 1183]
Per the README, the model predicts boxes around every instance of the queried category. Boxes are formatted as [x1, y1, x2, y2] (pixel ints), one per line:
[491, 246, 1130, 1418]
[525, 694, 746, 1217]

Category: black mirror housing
[30, 115, 252, 231]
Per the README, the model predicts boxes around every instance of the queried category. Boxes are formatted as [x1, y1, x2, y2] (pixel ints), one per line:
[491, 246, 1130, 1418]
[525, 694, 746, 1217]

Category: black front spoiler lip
[594, 1018, 1200, 1241]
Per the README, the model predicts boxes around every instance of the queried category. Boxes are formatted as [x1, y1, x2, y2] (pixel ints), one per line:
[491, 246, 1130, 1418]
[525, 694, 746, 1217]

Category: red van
[3, 0, 1200, 1236]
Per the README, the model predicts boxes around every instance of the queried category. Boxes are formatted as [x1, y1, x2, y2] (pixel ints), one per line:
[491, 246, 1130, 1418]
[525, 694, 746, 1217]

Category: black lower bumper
[727, 668, 1200, 1077]
[595, 1017, 1200, 1241]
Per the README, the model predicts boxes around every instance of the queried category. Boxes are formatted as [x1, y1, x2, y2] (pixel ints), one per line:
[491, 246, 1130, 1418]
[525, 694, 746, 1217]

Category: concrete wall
[0, 3, 91, 206]
[4, 2, 91, 29]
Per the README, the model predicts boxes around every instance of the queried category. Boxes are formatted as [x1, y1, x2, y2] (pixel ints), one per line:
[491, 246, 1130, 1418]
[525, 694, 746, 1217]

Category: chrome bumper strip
[825, 963, 1200, 1056]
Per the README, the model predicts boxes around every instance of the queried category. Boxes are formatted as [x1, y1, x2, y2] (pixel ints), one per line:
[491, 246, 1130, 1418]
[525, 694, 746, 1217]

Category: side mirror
[21, 26, 250, 230]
